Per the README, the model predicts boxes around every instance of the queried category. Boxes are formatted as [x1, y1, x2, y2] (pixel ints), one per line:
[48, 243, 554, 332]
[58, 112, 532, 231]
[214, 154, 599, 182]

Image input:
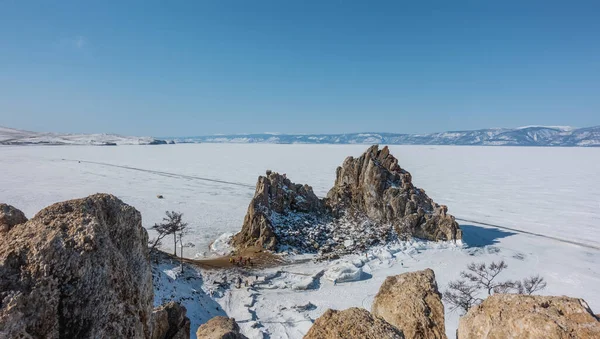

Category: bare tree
[443, 280, 482, 313]
[149, 211, 188, 256]
[444, 260, 546, 314]
[514, 275, 547, 295]
[462, 261, 516, 295]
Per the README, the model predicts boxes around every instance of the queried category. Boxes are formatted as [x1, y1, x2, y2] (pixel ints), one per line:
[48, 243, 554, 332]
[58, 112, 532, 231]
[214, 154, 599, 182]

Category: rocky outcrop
[232, 145, 461, 255]
[0, 194, 189, 339]
[232, 171, 328, 251]
[372, 269, 446, 339]
[326, 145, 461, 242]
[457, 294, 600, 339]
[304, 307, 405, 339]
[196, 316, 248, 339]
[151, 302, 190, 339]
[0, 203, 27, 233]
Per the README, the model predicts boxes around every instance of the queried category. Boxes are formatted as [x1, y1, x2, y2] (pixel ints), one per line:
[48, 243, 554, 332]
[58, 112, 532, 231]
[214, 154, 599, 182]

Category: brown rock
[196, 316, 248, 339]
[372, 269, 447, 339]
[232, 171, 325, 250]
[304, 307, 404, 339]
[327, 145, 461, 242]
[231, 146, 461, 255]
[0, 194, 154, 339]
[152, 301, 190, 339]
[457, 294, 600, 339]
[0, 203, 27, 233]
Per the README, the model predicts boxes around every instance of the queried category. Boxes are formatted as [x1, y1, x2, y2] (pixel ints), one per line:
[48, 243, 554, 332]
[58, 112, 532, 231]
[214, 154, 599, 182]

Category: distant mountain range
[2, 125, 599, 147]
[0, 126, 168, 146]
[174, 125, 600, 147]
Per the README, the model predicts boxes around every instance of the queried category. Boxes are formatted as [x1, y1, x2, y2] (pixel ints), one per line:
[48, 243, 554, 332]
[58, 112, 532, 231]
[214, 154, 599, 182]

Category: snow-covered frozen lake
[2, 144, 600, 338]
[2, 144, 599, 252]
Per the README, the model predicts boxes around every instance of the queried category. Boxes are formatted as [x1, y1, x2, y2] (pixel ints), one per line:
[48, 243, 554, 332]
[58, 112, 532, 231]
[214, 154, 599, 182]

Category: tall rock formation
[327, 145, 461, 242]
[303, 307, 405, 339]
[457, 294, 600, 339]
[232, 145, 461, 255]
[232, 171, 327, 251]
[0, 194, 189, 339]
[372, 269, 447, 339]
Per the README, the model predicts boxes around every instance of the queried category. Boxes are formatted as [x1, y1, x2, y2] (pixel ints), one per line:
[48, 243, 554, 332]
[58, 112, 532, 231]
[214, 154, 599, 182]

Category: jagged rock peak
[458, 294, 600, 339]
[0, 194, 189, 339]
[231, 170, 327, 251]
[232, 146, 461, 255]
[326, 145, 461, 242]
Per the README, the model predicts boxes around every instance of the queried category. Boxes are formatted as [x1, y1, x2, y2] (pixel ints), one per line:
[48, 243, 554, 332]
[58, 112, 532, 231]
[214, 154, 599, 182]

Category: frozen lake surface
[2, 144, 600, 338]
[2, 144, 599, 252]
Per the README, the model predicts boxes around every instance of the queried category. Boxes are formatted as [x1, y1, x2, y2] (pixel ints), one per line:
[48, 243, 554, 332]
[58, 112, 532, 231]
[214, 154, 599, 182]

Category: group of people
[229, 256, 253, 267]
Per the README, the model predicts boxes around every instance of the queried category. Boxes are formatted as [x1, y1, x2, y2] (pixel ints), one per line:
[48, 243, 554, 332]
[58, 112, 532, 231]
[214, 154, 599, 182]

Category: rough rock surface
[303, 307, 405, 339]
[232, 171, 327, 251]
[232, 145, 461, 256]
[372, 269, 447, 339]
[457, 294, 600, 339]
[196, 316, 248, 339]
[327, 145, 461, 242]
[0, 203, 27, 233]
[0, 194, 188, 339]
[151, 302, 191, 339]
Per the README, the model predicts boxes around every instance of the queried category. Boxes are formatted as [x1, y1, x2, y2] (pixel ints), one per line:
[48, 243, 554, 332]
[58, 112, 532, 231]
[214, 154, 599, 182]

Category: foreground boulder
[0, 203, 27, 233]
[232, 145, 461, 256]
[0, 194, 188, 339]
[372, 269, 446, 339]
[458, 294, 600, 338]
[151, 302, 191, 339]
[196, 316, 248, 339]
[304, 307, 404, 339]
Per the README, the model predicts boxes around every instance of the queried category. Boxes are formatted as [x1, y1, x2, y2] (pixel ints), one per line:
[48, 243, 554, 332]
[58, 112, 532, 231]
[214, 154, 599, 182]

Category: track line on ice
[59, 159, 256, 189]
[456, 218, 600, 251]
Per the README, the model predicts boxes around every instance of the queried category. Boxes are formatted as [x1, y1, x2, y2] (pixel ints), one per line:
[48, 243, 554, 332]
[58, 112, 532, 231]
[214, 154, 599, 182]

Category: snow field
[1, 144, 599, 338]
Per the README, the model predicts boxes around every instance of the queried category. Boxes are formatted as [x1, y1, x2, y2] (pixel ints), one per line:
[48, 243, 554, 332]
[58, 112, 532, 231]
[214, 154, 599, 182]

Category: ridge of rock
[232, 145, 461, 256]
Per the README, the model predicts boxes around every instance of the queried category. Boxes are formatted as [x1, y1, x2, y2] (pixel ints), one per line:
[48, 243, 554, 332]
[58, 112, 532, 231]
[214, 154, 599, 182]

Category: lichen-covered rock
[303, 307, 404, 339]
[196, 316, 248, 339]
[151, 301, 190, 339]
[372, 269, 447, 339]
[0, 203, 27, 233]
[457, 294, 600, 339]
[327, 145, 461, 242]
[232, 145, 461, 256]
[0, 194, 154, 339]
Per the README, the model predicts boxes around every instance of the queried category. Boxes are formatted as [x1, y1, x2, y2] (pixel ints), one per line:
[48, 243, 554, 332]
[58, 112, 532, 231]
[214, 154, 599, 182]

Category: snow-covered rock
[324, 262, 363, 283]
[231, 146, 462, 258]
[209, 232, 234, 255]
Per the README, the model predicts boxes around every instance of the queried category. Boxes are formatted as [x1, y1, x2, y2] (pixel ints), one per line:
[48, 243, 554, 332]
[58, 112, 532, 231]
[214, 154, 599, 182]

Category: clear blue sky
[1, 1, 599, 136]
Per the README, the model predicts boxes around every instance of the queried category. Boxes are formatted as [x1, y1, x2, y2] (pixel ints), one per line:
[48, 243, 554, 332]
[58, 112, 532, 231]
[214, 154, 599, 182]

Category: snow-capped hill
[173, 125, 600, 146]
[0, 126, 168, 146]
